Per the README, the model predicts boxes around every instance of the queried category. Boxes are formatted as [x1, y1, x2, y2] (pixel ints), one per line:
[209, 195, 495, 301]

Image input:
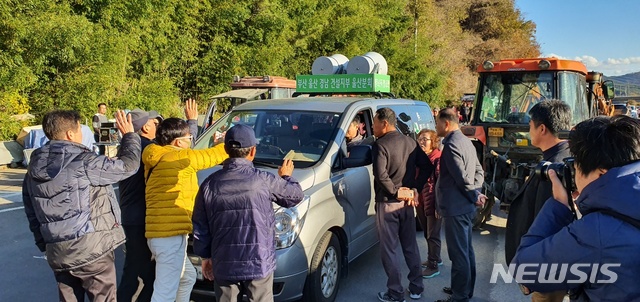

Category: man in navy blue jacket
[23, 110, 140, 301]
[513, 115, 640, 301]
[435, 108, 485, 302]
[192, 124, 304, 302]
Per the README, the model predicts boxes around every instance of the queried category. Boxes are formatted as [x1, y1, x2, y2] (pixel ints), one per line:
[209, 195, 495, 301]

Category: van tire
[303, 231, 341, 302]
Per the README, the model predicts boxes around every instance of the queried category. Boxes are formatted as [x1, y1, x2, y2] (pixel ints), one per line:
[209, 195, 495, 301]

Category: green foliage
[0, 91, 32, 140]
[0, 0, 540, 135]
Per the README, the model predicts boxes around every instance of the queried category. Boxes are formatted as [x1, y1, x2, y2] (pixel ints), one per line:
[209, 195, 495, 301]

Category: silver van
[189, 96, 435, 302]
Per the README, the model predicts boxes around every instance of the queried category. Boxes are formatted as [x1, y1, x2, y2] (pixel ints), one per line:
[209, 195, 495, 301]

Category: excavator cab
[463, 58, 609, 227]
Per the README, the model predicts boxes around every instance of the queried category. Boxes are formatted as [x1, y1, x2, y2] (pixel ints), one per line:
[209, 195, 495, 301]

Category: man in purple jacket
[192, 123, 304, 302]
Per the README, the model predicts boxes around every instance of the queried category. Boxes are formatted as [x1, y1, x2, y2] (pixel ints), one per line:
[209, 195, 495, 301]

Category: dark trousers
[376, 202, 423, 299]
[416, 202, 443, 263]
[54, 251, 116, 302]
[214, 273, 274, 302]
[118, 225, 155, 302]
[443, 211, 476, 302]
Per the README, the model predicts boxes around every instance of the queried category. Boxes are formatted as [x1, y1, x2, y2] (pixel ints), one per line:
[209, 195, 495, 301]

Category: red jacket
[419, 148, 441, 216]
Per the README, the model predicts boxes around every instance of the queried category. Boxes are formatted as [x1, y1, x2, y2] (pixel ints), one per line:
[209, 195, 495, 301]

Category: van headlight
[275, 195, 310, 249]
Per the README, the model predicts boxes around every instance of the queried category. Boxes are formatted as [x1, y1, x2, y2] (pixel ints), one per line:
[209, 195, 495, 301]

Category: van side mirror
[343, 145, 372, 168]
[603, 80, 615, 100]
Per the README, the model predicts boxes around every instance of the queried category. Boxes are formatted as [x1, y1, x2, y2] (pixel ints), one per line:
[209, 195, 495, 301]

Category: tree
[0, 0, 540, 138]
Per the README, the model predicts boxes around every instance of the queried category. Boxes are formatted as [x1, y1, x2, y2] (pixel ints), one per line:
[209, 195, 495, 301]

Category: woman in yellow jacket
[143, 116, 228, 302]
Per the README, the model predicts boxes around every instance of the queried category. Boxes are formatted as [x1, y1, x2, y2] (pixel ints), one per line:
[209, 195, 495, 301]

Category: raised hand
[185, 98, 198, 120]
[115, 110, 134, 134]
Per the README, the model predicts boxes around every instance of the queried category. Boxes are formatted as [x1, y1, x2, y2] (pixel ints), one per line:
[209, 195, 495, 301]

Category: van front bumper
[190, 239, 309, 302]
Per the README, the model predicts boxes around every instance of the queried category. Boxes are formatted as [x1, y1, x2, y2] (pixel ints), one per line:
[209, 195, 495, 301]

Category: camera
[535, 157, 576, 193]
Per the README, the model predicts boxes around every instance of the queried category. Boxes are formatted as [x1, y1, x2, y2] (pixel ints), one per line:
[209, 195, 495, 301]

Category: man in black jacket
[23, 110, 139, 301]
[372, 107, 433, 302]
[505, 100, 571, 302]
[117, 108, 161, 302]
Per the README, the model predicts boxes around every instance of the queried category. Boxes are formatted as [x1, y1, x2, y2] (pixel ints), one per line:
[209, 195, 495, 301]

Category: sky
[515, 0, 640, 76]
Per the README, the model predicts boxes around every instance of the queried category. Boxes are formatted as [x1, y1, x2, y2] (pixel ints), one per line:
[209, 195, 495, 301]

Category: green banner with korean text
[296, 74, 391, 93]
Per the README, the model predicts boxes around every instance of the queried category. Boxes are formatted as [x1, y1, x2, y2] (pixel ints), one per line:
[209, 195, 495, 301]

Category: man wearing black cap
[117, 108, 162, 302]
[192, 124, 305, 302]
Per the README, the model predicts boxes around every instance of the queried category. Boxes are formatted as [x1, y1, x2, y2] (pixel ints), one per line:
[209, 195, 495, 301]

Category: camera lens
[534, 161, 565, 181]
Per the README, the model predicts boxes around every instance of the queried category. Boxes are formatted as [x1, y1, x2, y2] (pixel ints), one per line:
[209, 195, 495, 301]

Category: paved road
[0, 167, 534, 301]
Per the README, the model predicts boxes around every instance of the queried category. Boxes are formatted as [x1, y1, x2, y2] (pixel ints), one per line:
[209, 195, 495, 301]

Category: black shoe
[442, 287, 453, 295]
[434, 296, 452, 302]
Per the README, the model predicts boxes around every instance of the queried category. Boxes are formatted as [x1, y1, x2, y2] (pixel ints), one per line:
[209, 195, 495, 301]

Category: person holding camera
[505, 100, 571, 301]
[512, 115, 640, 301]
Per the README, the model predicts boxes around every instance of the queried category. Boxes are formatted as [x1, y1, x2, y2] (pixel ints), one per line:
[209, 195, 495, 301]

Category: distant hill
[604, 72, 640, 96]
[606, 72, 640, 85]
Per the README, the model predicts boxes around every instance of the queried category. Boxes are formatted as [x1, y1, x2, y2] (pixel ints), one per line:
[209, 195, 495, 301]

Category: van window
[347, 109, 374, 145]
[380, 105, 408, 136]
[381, 105, 419, 138]
[407, 104, 435, 133]
[195, 110, 341, 168]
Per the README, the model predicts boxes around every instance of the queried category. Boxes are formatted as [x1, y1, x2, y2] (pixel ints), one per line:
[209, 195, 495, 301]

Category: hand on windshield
[278, 159, 294, 177]
[213, 131, 226, 145]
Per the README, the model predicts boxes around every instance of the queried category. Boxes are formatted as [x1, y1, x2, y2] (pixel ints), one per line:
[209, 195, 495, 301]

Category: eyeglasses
[417, 138, 432, 142]
[176, 135, 193, 141]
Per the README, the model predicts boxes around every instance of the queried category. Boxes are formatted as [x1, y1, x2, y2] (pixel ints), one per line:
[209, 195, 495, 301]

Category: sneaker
[409, 291, 422, 300]
[442, 287, 453, 295]
[422, 259, 444, 267]
[378, 291, 406, 302]
[422, 265, 440, 278]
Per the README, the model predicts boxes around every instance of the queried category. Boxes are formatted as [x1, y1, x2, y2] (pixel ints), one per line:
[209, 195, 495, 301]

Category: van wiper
[253, 160, 279, 168]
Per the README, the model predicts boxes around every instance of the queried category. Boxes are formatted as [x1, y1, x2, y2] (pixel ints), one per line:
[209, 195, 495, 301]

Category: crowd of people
[21, 99, 640, 302]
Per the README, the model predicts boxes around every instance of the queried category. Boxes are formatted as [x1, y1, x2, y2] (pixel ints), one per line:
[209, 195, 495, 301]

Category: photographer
[512, 115, 640, 301]
[505, 100, 571, 301]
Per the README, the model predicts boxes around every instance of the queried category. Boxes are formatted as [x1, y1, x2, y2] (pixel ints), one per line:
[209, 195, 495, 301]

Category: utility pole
[414, 0, 418, 56]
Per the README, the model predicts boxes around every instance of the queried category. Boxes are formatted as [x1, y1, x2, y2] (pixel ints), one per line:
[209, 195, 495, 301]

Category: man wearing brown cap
[117, 108, 162, 302]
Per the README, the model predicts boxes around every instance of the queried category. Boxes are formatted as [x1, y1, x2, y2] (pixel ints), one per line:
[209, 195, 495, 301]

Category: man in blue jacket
[435, 108, 485, 302]
[513, 115, 640, 301]
[192, 123, 304, 302]
[23, 109, 140, 301]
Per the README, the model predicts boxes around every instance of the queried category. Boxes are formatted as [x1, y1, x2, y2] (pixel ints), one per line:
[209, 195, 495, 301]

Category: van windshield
[195, 110, 341, 168]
